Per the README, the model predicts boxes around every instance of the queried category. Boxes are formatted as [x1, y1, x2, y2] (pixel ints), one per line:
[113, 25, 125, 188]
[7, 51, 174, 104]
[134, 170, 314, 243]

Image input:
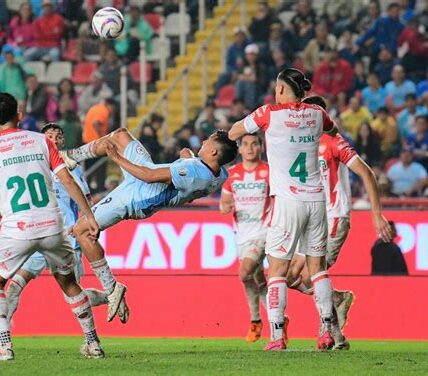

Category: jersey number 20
[7, 173, 50, 213]
[289, 152, 308, 183]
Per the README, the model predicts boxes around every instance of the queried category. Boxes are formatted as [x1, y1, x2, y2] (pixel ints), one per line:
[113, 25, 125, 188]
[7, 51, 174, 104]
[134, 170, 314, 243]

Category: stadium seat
[147, 37, 171, 62]
[63, 39, 79, 62]
[164, 13, 191, 37]
[45, 62, 73, 84]
[215, 84, 236, 108]
[25, 61, 46, 82]
[144, 13, 162, 34]
[278, 11, 294, 27]
[129, 61, 153, 83]
[72, 62, 98, 85]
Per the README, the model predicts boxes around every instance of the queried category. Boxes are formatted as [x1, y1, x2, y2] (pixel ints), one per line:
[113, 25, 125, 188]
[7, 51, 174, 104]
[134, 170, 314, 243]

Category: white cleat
[324, 316, 349, 351]
[80, 342, 105, 359]
[334, 290, 355, 330]
[59, 150, 78, 170]
[333, 339, 351, 351]
[117, 296, 130, 324]
[107, 282, 127, 322]
[0, 344, 14, 361]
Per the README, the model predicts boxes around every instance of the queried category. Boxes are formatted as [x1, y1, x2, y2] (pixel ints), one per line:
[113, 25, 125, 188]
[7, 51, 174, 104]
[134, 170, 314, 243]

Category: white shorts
[0, 232, 75, 279]
[325, 217, 350, 266]
[266, 197, 327, 261]
[237, 238, 265, 262]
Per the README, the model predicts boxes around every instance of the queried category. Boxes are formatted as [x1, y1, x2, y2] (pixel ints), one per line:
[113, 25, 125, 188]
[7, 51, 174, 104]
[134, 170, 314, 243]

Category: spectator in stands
[76, 23, 103, 62]
[23, 0, 65, 62]
[195, 99, 219, 139]
[57, 0, 86, 39]
[161, 137, 180, 163]
[302, 21, 336, 74]
[138, 123, 163, 163]
[417, 68, 428, 98]
[362, 72, 388, 114]
[290, 0, 317, 51]
[338, 29, 359, 66]
[398, 16, 428, 81]
[29, 0, 59, 18]
[371, 107, 399, 157]
[355, 0, 380, 34]
[397, 93, 428, 138]
[7, 3, 35, 51]
[387, 148, 428, 196]
[340, 96, 373, 140]
[227, 99, 249, 124]
[57, 97, 82, 149]
[0, 48, 27, 102]
[0, 0, 9, 25]
[385, 65, 417, 112]
[235, 43, 268, 110]
[215, 27, 249, 92]
[115, 4, 154, 62]
[268, 49, 290, 81]
[371, 221, 408, 276]
[57, 78, 78, 113]
[312, 47, 354, 100]
[78, 71, 113, 117]
[351, 60, 367, 92]
[398, 0, 416, 24]
[405, 115, 428, 170]
[356, 2, 404, 59]
[374, 46, 399, 85]
[260, 22, 294, 65]
[355, 122, 381, 167]
[322, 0, 363, 35]
[25, 74, 49, 122]
[248, 1, 278, 45]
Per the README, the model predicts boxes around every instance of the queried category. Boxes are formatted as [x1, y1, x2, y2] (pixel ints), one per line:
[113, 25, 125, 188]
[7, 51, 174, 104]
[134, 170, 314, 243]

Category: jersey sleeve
[221, 173, 233, 194]
[46, 137, 66, 174]
[170, 158, 199, 191]
[321, 109, 335, 134]
[244, 105, 270, 133]
[332, 135, 358, 166]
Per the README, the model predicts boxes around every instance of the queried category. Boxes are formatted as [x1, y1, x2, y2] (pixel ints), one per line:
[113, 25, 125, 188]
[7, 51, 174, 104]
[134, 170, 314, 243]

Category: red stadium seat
[63, 39, 78, 62]
[144, 13, 162, 34]
[215, 84, 236, 108]
[72, 62, 98, 85]
[129, 61, 152, 83]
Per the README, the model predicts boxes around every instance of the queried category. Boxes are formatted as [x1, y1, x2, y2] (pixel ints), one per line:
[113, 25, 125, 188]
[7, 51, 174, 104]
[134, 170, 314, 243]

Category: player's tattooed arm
[105, 140, 172, 184]
[349, 156, 393, 243]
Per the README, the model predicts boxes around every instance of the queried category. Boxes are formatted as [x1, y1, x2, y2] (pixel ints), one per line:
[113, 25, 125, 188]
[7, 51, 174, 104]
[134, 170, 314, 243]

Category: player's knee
[238, 268, 253, 282]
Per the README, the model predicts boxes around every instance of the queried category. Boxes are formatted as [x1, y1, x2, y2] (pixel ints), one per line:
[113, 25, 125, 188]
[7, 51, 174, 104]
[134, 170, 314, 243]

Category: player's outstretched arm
[105, 140, 172, 184]
[349, 156, 393, 242]
[229, 120, 247, 141]
[219, 191, 234, 214]
[56, 167, 100, 240]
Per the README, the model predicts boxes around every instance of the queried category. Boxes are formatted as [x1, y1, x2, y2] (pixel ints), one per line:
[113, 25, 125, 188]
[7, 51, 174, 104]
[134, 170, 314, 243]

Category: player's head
[198, 130, 238, 166]
[239, 133, 263, 162]
[41, 122, 65, 149]
[302, 95, 327, 110]
[276, 68, 311, 103]
[0, 92, 20, 128]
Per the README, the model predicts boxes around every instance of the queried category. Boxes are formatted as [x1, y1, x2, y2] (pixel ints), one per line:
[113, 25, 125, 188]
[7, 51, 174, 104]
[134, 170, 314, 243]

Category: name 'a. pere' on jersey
[319, 134, 358, 219]
[222, 161, 271, 245]
[0, 129, 65, 240]
[244, 102, 335, 201]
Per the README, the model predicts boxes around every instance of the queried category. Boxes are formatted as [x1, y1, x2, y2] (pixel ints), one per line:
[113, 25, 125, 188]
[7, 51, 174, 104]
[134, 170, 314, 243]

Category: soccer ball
[92, 7, 125, 39]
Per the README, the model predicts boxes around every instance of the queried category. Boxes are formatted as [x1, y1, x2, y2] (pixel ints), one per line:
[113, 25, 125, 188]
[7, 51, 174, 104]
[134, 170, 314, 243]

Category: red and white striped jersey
[319, 134, 358, 218]
[222, 161, 271, 245]
[244, 102, 335, 201]
[0, 128, 66, 239]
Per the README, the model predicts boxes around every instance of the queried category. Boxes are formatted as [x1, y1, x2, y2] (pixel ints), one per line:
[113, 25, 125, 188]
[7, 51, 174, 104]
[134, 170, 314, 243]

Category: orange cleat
[245, 320, 263, 342]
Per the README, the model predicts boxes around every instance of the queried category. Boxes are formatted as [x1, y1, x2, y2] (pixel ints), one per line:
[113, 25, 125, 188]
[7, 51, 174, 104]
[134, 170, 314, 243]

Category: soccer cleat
[333, 339, 350, 351]
[117, 296, 130, 324]
[59, 150, 78, 170]
[80, 341, 105, 359]
[317, 331, 335, 351]
[264, 339, 286, 351]
[324, 316, 349, 351]
[246, 320, 263, 343]
[0, 344, 14, 361]
[283, 316, 290, 346]
[334, 290, 355, 330]
[107, 282, 127, 322]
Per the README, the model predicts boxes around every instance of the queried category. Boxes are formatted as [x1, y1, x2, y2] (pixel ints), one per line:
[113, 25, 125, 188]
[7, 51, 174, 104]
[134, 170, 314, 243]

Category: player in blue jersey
[5, 124, 115, 323]
[63, 128, 238, 321]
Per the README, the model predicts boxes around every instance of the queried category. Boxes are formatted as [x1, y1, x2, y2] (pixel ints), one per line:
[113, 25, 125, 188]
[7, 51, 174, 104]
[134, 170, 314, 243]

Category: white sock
[6, 274, 28, 322]
[85, 288, 108, 307]
[311, 271, 333, 320]
[64, 291, 99, 344]
[90, 258, 116, 295]
[0, 290, 11, 346]
[267, 277, 287, 341]
[242, 278, 261, 322]
[68, 141, 97, 162]
[288, 275, 314, 295]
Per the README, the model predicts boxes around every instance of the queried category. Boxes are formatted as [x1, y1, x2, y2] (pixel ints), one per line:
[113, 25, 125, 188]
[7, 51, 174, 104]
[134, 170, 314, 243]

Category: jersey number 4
[7, 173, 49, 213]
[289, 152, 308, 183]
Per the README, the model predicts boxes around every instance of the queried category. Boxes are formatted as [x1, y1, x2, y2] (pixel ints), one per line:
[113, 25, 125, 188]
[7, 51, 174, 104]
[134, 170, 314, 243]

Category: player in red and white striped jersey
[286, 96, 393, 349]
[220, 134, 271, 343]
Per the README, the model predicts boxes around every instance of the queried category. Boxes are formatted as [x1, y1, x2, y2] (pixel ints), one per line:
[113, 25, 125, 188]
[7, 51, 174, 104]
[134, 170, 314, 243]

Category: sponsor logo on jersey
[306, 120, 316, 127]
[136, 146, 147, 155]
[290, 186, 323, 194]
[232, 182, 266, 190]
[288, 112, 312, 119]
[0, 144, 13, 153]
[178, 168, 188, 176]
[17, 222, 27, 231]
[285, 121, 300, 128]
[21, 140, 35, 148]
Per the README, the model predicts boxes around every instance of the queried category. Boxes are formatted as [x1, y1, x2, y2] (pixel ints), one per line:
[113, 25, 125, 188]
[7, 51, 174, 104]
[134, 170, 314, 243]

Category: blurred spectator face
[91, 72, 103, 88]
[105, 49, 118, 65]
[245, 49, 258, 65]
[377, 108, 389, 120]
[232, 99, 246, 114]
[350, 97, 361, 111]
[234, 30, 246, 45]
[297, 0, 311, 16]
[4, 51, 14, 65]
[400, 149, 413, 166]
[205, 104, 215, 118]
[240, 134, 262, 162]
[179, 127, 192, 141]
[342, 30, 353, 45]
[42, 2, 53, 16]
[378, 48, 392, 62]
[358, 122, 371, 140]
[272, 49, 285, 65]
[405, 94, 417, 110]
[388, 4, 400, 20]
[59, 97, 72, 114]
[354, 61, 365, 76]
[270, 24, 282, 40]
[26, 76, 39, 92]
[368, 1, 380, 18]
[59, 79, 73, 95]
[257, 3, 269, 18]
[326, 49, 338, 64]
[392, 65, 405, 82]
[142, 125, 155, 137]
[315, 23, 328, 40]
[130, 6, 140, 22]
[367, 73, 380, 88]
[415, 116, 428, 134]
[20, 3, 32, 21]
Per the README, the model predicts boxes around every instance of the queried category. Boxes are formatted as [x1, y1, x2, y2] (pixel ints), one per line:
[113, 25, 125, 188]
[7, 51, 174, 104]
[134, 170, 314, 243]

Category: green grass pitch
[1, 337, 428, 375]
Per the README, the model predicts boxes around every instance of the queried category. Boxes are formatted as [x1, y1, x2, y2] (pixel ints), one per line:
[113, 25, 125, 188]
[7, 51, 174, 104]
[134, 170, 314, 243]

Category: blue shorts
[92, 141, 154, 230]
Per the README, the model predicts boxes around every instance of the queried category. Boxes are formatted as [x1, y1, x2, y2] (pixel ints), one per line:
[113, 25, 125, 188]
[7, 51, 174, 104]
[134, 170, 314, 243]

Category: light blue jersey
[93, 141, 228, 230]
[22, 165, 89, 279]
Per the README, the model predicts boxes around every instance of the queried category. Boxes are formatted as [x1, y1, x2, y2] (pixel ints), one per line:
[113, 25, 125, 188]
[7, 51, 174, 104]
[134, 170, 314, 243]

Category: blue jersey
[52, 165, 90, 248]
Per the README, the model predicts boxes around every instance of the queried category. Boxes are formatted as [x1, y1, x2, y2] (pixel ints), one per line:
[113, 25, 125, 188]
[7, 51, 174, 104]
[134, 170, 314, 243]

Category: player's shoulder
[227, 162, 245, 178]
[256, 160, 269, 173]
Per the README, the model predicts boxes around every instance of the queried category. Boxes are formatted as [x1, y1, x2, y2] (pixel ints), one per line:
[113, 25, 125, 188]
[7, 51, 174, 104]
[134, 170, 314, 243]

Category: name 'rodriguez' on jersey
[243, 102, 335, 202]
